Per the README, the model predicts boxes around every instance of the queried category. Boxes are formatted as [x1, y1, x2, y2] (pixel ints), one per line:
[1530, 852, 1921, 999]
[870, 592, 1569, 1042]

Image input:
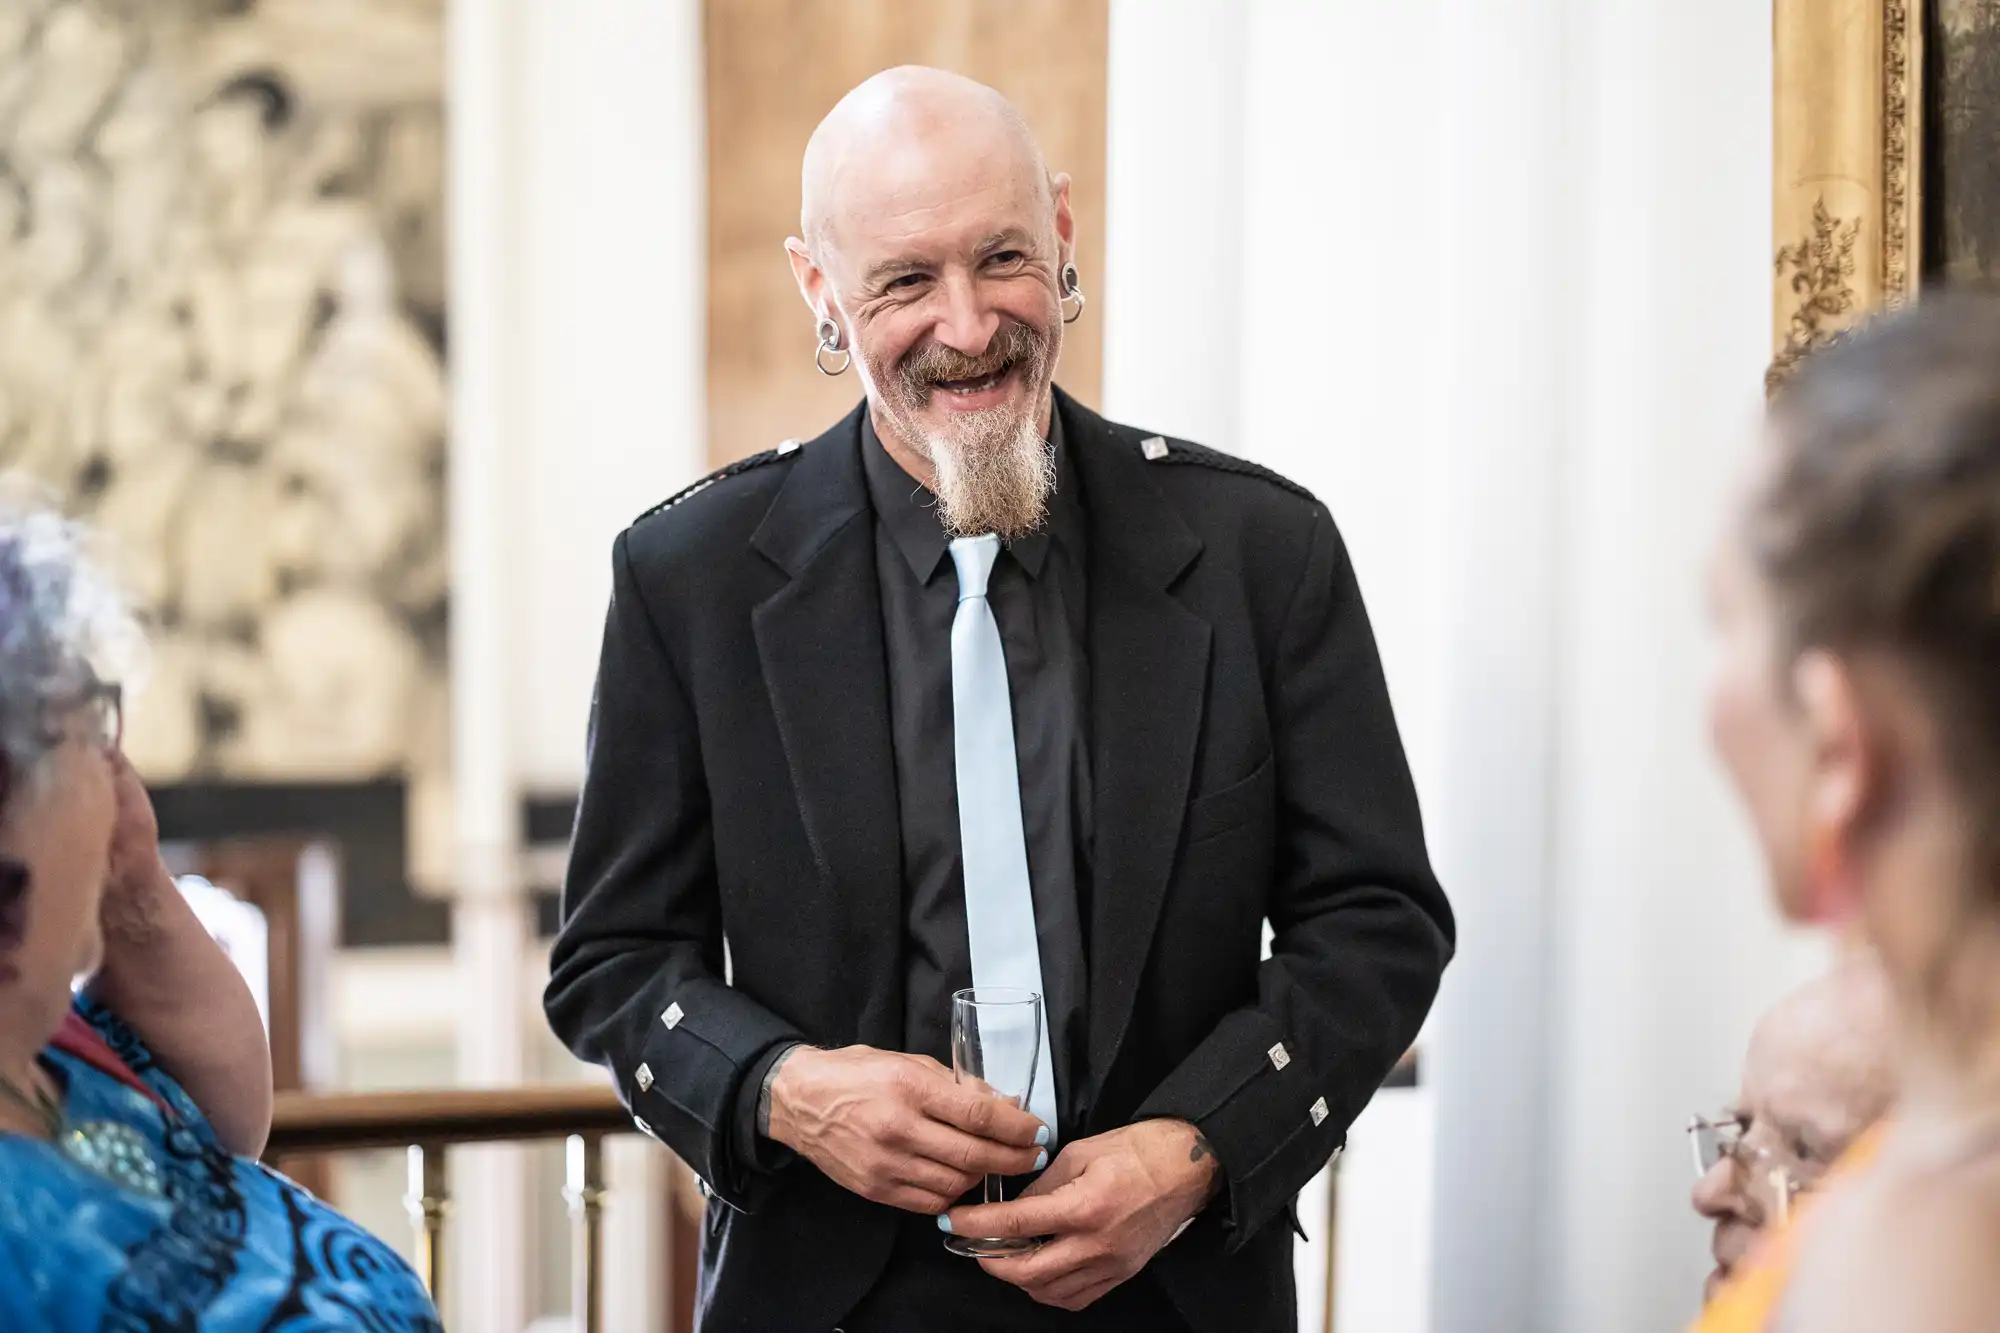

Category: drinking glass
[942, 986, 1045, 1258]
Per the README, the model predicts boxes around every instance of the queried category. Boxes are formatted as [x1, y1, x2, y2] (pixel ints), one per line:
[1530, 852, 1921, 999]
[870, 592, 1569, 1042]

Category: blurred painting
[0, 0, 447, 785]
[1769, 0, 1922, 385]
[1926, 0, 2000, 282]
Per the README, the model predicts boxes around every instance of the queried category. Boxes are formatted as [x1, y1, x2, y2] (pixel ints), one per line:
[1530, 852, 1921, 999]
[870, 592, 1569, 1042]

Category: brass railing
[265, 1085, 634, 1333]
[268, 1050, 1423, 1333]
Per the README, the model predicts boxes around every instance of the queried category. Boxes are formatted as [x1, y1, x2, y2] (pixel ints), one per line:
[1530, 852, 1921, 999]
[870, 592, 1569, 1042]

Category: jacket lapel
[1061, 392, 1212, 1093]
[750, 405, 906, 1048]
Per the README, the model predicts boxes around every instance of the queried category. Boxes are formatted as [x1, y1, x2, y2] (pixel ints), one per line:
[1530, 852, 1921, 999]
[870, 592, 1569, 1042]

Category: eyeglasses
[59, 677, 122, 753]
[87, 679, 123, 752]
[1687, 1111, 1806, 1226]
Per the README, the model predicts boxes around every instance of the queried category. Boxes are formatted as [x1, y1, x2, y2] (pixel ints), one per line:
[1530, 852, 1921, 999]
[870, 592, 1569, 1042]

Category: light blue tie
[949, 534, 1058, 1142]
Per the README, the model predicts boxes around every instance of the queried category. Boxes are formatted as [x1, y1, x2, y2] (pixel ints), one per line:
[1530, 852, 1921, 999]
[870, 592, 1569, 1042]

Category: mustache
[898, 320, 1049, 394]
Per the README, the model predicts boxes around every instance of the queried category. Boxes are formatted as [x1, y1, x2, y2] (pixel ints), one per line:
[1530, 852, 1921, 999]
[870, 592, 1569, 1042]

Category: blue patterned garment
[0, 998, 441, 1332]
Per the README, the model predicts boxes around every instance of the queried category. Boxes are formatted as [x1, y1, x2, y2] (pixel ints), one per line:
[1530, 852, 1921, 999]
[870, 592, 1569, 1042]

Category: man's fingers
[891, 1152, 977, 1203]
[1043, 1271, 1120, 1312]
[879, 1183, 958, 1215]
[986, 1236, 1129, 1312]
[905, 1119, 1042, 1179]
[947, 1177, 1093, 1239]
[1014, 1144, 1087, 1197]
[977, 1234, 1097, 1290]
[923, 1081, 1046, 1147]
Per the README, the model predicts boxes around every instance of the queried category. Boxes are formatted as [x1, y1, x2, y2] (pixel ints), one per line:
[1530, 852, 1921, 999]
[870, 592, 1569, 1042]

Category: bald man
[1692, 959, 1894, 1305]
[546, 68, 1451, 1332]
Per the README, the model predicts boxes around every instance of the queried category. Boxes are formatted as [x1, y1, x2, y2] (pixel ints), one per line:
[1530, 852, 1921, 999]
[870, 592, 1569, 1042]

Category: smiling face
[788, 67, 1073, 539]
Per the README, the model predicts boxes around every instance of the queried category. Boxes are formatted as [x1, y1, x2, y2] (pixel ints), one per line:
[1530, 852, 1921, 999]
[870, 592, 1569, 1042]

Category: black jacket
[544, 389, 1453, 1332]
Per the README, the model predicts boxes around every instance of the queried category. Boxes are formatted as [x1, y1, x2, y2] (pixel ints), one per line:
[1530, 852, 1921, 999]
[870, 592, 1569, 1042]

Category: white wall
[1104, 2, 1821, 1330]
[1543, 1, 1829, 1329]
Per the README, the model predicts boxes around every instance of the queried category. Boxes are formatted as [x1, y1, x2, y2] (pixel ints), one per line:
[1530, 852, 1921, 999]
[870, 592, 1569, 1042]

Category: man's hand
[767, 1045, 1049, 1214]
[945, 1118, 1221, 1312]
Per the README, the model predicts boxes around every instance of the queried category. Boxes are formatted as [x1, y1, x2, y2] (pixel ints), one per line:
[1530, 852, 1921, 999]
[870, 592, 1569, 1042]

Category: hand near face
[945, 1118, 1221, 1312]
[97, 750, 174, 950]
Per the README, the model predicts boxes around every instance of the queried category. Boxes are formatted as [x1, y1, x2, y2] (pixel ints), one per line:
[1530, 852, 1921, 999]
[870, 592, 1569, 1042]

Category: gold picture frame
[1771, 0, 1924, 389]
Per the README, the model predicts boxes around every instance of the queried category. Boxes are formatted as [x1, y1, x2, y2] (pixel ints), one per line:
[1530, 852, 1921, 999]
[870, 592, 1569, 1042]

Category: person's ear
[786, 237, 833, 325]
[1795, 651, 1874, 833]
[1049, 173, 1075, 268]
[1792, 650, 1875, 922]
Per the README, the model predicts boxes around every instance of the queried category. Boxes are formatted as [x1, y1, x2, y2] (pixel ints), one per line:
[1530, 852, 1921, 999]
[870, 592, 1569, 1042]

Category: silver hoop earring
[1059, 263, 1086, 325]
[815, 316, 851, 376]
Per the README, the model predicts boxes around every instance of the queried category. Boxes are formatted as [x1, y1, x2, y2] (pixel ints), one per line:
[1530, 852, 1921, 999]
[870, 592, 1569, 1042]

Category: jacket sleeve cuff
[622, 986, 804, 1212]
[1133, 1009, 1343, 1251]
[729, 1041, 803, 1177]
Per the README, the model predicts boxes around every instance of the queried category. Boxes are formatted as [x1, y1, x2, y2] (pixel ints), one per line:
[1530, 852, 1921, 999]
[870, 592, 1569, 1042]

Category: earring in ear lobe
[1059, 263, 1085, 324]
[814, 316, 851, 377]
[1802, 820, 1860, 926]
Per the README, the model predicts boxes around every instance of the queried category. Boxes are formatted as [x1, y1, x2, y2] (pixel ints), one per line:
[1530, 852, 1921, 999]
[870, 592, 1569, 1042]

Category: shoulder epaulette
[1129, 433, 1317, 505]
[632, 439, 805, 525]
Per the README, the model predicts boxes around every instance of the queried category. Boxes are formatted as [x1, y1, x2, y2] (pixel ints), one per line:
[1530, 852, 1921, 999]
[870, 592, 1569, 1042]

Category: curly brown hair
[1758, 292, 2000, 895]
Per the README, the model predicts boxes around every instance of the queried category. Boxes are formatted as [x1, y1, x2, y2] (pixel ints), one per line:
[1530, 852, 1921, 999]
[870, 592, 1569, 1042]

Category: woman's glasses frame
[53, 677, 122, 754]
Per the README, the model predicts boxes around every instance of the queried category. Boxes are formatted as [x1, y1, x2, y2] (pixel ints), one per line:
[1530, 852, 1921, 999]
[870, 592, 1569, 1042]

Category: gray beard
[919, 405, 1055, 540]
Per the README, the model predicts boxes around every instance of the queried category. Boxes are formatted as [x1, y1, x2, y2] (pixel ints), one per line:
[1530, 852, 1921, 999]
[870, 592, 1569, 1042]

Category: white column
[452, 1, 705, 1324]
[1234, 8, 1454, 1325]
[1422, 1, 1567, 1329]
[1100, 0, 1246, 447]
[514, 0, 708, 794]
[508, 2, 705, 1320]
[1234, 0, 1453, 778]
[447, 0, 531, 1326]
[601, 1137, 673, 1332]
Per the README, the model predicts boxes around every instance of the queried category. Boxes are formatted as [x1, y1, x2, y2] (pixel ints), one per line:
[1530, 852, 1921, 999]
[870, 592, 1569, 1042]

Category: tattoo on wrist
[1187, 1128, 1224, 1209]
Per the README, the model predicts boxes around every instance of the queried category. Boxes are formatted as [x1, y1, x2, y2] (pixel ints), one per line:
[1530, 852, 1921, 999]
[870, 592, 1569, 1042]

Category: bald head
[800, 66, 1051, 263]
[1692, 956, 1895, 1298]
[1742, 956, 1895, 1160]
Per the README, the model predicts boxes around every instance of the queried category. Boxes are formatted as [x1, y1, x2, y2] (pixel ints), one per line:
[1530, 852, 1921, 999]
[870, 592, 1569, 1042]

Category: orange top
[1688, 1123, 1887, 1333]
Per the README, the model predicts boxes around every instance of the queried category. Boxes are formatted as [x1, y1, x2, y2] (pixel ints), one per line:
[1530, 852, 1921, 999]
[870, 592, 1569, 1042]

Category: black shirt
[861, 410, 1093, 1139]
[731, 408, 1096, 1165]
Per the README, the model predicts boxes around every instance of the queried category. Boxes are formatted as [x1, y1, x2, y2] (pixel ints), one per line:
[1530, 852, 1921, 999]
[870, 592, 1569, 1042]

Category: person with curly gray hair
[0, 494, 441, 1331]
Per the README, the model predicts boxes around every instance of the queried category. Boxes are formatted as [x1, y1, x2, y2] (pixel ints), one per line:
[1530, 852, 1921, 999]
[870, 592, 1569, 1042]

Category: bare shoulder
[1784, 1166, 2000, 1333]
